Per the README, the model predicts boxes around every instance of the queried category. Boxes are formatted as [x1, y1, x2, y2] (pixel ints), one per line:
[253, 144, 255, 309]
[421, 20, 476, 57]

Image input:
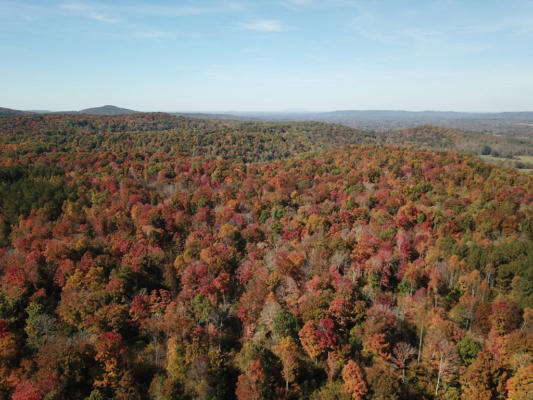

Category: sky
[1, 0, 532, 112]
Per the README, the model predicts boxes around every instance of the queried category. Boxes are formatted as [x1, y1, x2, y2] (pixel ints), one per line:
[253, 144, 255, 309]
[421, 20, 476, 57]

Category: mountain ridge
[0, 107, 33, 116]
[78, 105, 137, 115]
[3, 106, 533, 119]
[1, 105, 138, 116]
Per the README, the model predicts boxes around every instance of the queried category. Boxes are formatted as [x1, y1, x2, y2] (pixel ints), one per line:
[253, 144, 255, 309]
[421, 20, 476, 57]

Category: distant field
[480, 155, 510, 163]
[480, 154, 533, 173]
[517, 155, 533, 163]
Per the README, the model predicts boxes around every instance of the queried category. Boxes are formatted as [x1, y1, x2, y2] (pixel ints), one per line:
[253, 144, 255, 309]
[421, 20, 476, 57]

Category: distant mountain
[0, 107, 32, 116]
[4, 106, 533, 137]
[78, 105, 137, 115]
[224, 110, 533, 137]
[316, 110, 533, 121]
[27, 110, 53, 114]
[228, 110, 533, 121]
[172, 112, 258, 121]
[496, 111, 533, 120]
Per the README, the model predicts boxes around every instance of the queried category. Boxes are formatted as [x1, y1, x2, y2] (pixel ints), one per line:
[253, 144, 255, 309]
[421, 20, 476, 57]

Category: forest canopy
[0, 113, 531, 400]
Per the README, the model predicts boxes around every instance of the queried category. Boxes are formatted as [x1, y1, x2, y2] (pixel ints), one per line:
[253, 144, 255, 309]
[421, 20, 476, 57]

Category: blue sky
[1, 0, 532, 112]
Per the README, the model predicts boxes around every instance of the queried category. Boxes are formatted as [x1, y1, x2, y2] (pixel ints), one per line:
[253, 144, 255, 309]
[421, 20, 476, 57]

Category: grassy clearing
[516, 155, 533, 163]
[479, 154, 533, 173]
[480, 155, 505, 163]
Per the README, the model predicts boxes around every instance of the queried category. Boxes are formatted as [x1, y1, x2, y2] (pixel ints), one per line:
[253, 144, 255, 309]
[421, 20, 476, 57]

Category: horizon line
[6, 106, 533, 115]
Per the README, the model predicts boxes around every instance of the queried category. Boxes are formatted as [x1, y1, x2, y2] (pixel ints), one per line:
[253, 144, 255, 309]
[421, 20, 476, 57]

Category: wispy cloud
[400, 28, 442, 45]
[0, 1, 52, 20]
[352, 11, 389, 42]
[89, 13, 119, 23]
[351, 9, 445, 47]
[468, 16, 533, 36]
[349, 9, 491, 58]
[284, 0, 312, 4]
[133, 4, 224, 17]
[280, 0, 313, 10]
[2, 0, 241, 27]
[60, 1, 243, 19]
[58, 1, 234, 39]
[128, 30, 172, 40]
[61, 2, 120, 23]
[280, 0, 360, 9]
[237, 20, 286, 32]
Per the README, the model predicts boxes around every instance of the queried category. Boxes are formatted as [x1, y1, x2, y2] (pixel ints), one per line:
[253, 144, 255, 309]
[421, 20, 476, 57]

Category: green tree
[457, 337, 481, 367]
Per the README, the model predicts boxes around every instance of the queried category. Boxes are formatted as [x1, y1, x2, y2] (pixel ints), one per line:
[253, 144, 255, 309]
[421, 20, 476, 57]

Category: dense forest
[1, 113, 532, 161]
[0, 114, 375, 163]
[216, 110, 533, 139]
[0, 113, 531, 400]
[380, 125, 533, 158]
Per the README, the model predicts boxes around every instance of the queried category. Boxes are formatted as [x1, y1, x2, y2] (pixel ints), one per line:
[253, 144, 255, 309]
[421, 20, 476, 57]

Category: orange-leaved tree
[342, 360, 367, 400]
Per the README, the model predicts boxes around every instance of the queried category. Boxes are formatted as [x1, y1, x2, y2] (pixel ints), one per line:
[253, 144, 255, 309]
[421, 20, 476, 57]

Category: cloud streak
[60, 1, 242, 19]
[133, 4, 226, 17]
[236, 20, 286, 32]
[61, 2, 120, 23]
[468, 16, 533, 36]
[58, 1, 241, 24]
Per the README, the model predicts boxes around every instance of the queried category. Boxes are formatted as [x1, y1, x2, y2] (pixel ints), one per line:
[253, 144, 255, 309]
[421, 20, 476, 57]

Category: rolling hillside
[0, 115, 531, 399]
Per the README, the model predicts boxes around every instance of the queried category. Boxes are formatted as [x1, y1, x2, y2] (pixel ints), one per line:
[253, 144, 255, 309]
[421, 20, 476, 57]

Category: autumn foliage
[0, 114, 531, 399]
[342, 360, 367, 400]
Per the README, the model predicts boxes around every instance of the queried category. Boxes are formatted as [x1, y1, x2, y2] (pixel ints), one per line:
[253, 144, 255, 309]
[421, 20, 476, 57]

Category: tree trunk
[435, 354, 443, 396]
[417, 324, 424, 363]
